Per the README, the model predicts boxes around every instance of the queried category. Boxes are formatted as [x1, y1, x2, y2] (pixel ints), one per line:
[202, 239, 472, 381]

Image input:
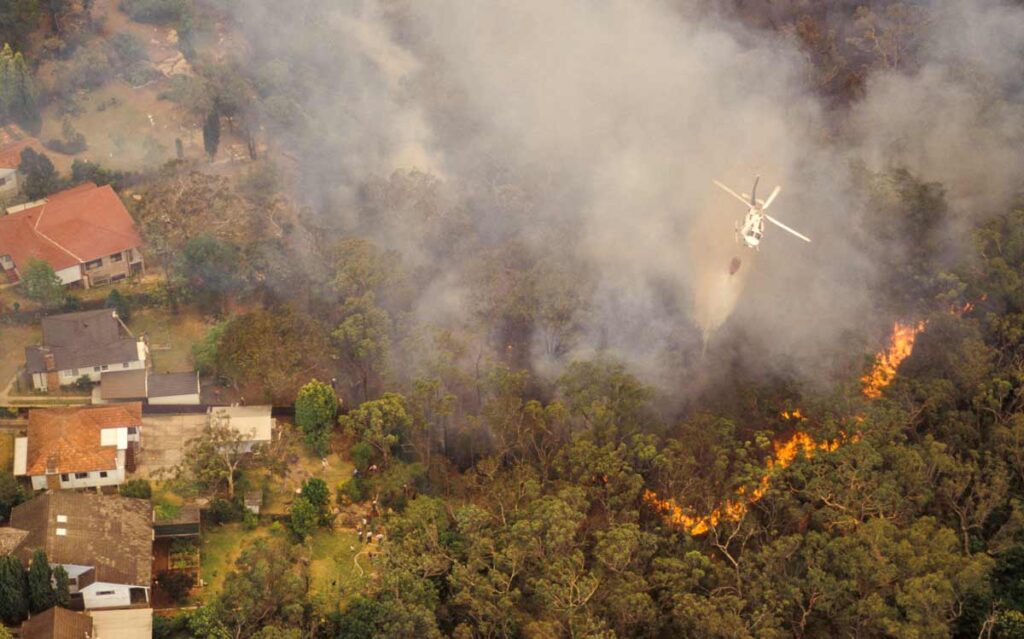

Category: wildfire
[650, 319, 927, 534]
[645, 430, 845, 535]
[860, 320, 926, 398]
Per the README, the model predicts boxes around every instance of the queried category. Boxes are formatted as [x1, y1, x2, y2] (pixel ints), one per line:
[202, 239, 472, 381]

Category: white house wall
[80, 582, 139, 609]
[148, 393, 200, 405]
[29, 467, 124, 491]
[54, 265, 82, 285]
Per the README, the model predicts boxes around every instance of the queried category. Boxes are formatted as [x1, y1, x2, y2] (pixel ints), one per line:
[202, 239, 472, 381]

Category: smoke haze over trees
[206, 0, 1024, 400]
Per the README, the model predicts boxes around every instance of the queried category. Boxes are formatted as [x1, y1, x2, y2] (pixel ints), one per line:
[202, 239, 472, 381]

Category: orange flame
[645, 430, 845, 535]
[651, 319, 925, 534]
[861, 320, 926, 398]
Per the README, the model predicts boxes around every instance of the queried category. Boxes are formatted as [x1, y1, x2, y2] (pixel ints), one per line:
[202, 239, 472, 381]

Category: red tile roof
[0, 182, 143, 274]
[23, 403, 142, 476]
[0, 139, 45, 169]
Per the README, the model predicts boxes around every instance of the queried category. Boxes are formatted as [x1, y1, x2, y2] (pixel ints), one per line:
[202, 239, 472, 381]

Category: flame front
[651, 320, 923, 534]
[644, 431, 844, 535]
[860, 320, 926, 398]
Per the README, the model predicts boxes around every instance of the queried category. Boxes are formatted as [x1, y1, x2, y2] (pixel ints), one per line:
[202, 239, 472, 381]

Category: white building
[209, 405, 275, 452]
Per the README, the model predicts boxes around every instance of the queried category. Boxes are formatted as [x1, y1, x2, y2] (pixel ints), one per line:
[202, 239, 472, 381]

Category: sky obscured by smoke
[233, 0, 1024, 391]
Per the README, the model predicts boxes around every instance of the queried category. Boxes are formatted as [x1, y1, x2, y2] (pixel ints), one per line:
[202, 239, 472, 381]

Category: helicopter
[713, 176, 811, 249]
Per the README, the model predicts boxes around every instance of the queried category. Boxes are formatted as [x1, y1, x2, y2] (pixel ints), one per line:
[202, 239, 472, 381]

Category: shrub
[242, 510, 258, 530]
[338, 477, 366, 505]
[110, 32, 146, 68]
[119, 479, 152, 499]
[158, 570, 195, 604]
[45, 118, 87, 154]
[64, 375, 92, 392]
[350, 441, 373, 472]
[289, 496, 317, 539]
[208, 497, 244, 524]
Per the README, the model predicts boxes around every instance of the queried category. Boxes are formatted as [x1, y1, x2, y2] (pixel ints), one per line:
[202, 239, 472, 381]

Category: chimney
[42, 350, 56, 372]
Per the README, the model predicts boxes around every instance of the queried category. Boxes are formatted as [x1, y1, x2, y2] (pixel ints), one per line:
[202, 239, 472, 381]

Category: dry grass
[129, 307, 211, 373]
[0, 323, 41, 389]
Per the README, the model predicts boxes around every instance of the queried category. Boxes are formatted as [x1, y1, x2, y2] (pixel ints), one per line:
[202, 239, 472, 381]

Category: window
[110, 253, 123, 262]
[74, 472, 88, 479]
[128, 426, 138, 435]
[93, 367, 101, 373]
[60, 474, 69, 482]
[95, 590, 115, 596]
[71, 368, 78, 376]
[0, 177, 7, 186]
[85, 258, 102, 270]
[99, 471, 108, 478]
[101, 365, 109, 371]
[122, 363, 130, 369]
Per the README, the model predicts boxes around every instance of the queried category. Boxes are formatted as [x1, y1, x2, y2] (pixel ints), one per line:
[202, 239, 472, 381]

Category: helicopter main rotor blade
[762, 186, 781, 210]
[751, 176, 759, 206]
[765, 214, 811, 243]
[713, 180, 755, 209]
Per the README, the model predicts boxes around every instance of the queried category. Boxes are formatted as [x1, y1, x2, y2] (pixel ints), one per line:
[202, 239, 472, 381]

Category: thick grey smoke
[233, 0, 1024, 390]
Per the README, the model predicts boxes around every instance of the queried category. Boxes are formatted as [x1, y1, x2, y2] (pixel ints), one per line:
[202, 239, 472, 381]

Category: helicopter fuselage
[737, 208, 764, 248]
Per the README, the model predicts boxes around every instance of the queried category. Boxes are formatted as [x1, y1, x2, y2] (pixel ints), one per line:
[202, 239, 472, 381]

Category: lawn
[199, 523, 274, 600]
[241, 425, 355, 516]
[309, 528, 368, 605]
[0, 432, 13, 473]
[129, 307, 210, 373]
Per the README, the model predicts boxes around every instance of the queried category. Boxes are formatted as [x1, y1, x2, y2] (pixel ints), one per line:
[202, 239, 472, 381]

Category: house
[4, 492, 153, 609]
[96, 369, 200, 405]
[0, 181, 144, 288]
[0, 137, 45, 201]
[13, 403, 143, 491]
[25, 309, 148, 392]
[20, 607, 93, 639]
[209, 405, 275, 452]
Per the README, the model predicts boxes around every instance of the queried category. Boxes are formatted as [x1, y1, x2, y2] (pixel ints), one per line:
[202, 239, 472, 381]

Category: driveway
[136, 414, 207, 478]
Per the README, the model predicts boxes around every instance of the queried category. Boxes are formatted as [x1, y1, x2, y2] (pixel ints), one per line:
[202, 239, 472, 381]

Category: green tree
[339, 393, 411, 469]
[333, 293, 391, 402]
[217, 308, 329, 404]
[300, 477, 331, 525]
[22, 258, 65, 309]
[0, 554, 28, 624]
[177, 418, 276, 499]
[0, 623, 12, 639]
[0, 44, 38, 127]
[105, 288, 131, 322]
[289, 496, 317, 539]
[211, 539, 306, 637]
[173, 234, 243, 314]
[52, 565, 70, 608]
[0, 3, 41, 51]
[27, 549, 54, 614]
[294, 379, 338, 456]
[203, 110, 220, 160]
[0, 472, 25, 520]
[18, 148, 59, 200]
[192, 320, 227, 378]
